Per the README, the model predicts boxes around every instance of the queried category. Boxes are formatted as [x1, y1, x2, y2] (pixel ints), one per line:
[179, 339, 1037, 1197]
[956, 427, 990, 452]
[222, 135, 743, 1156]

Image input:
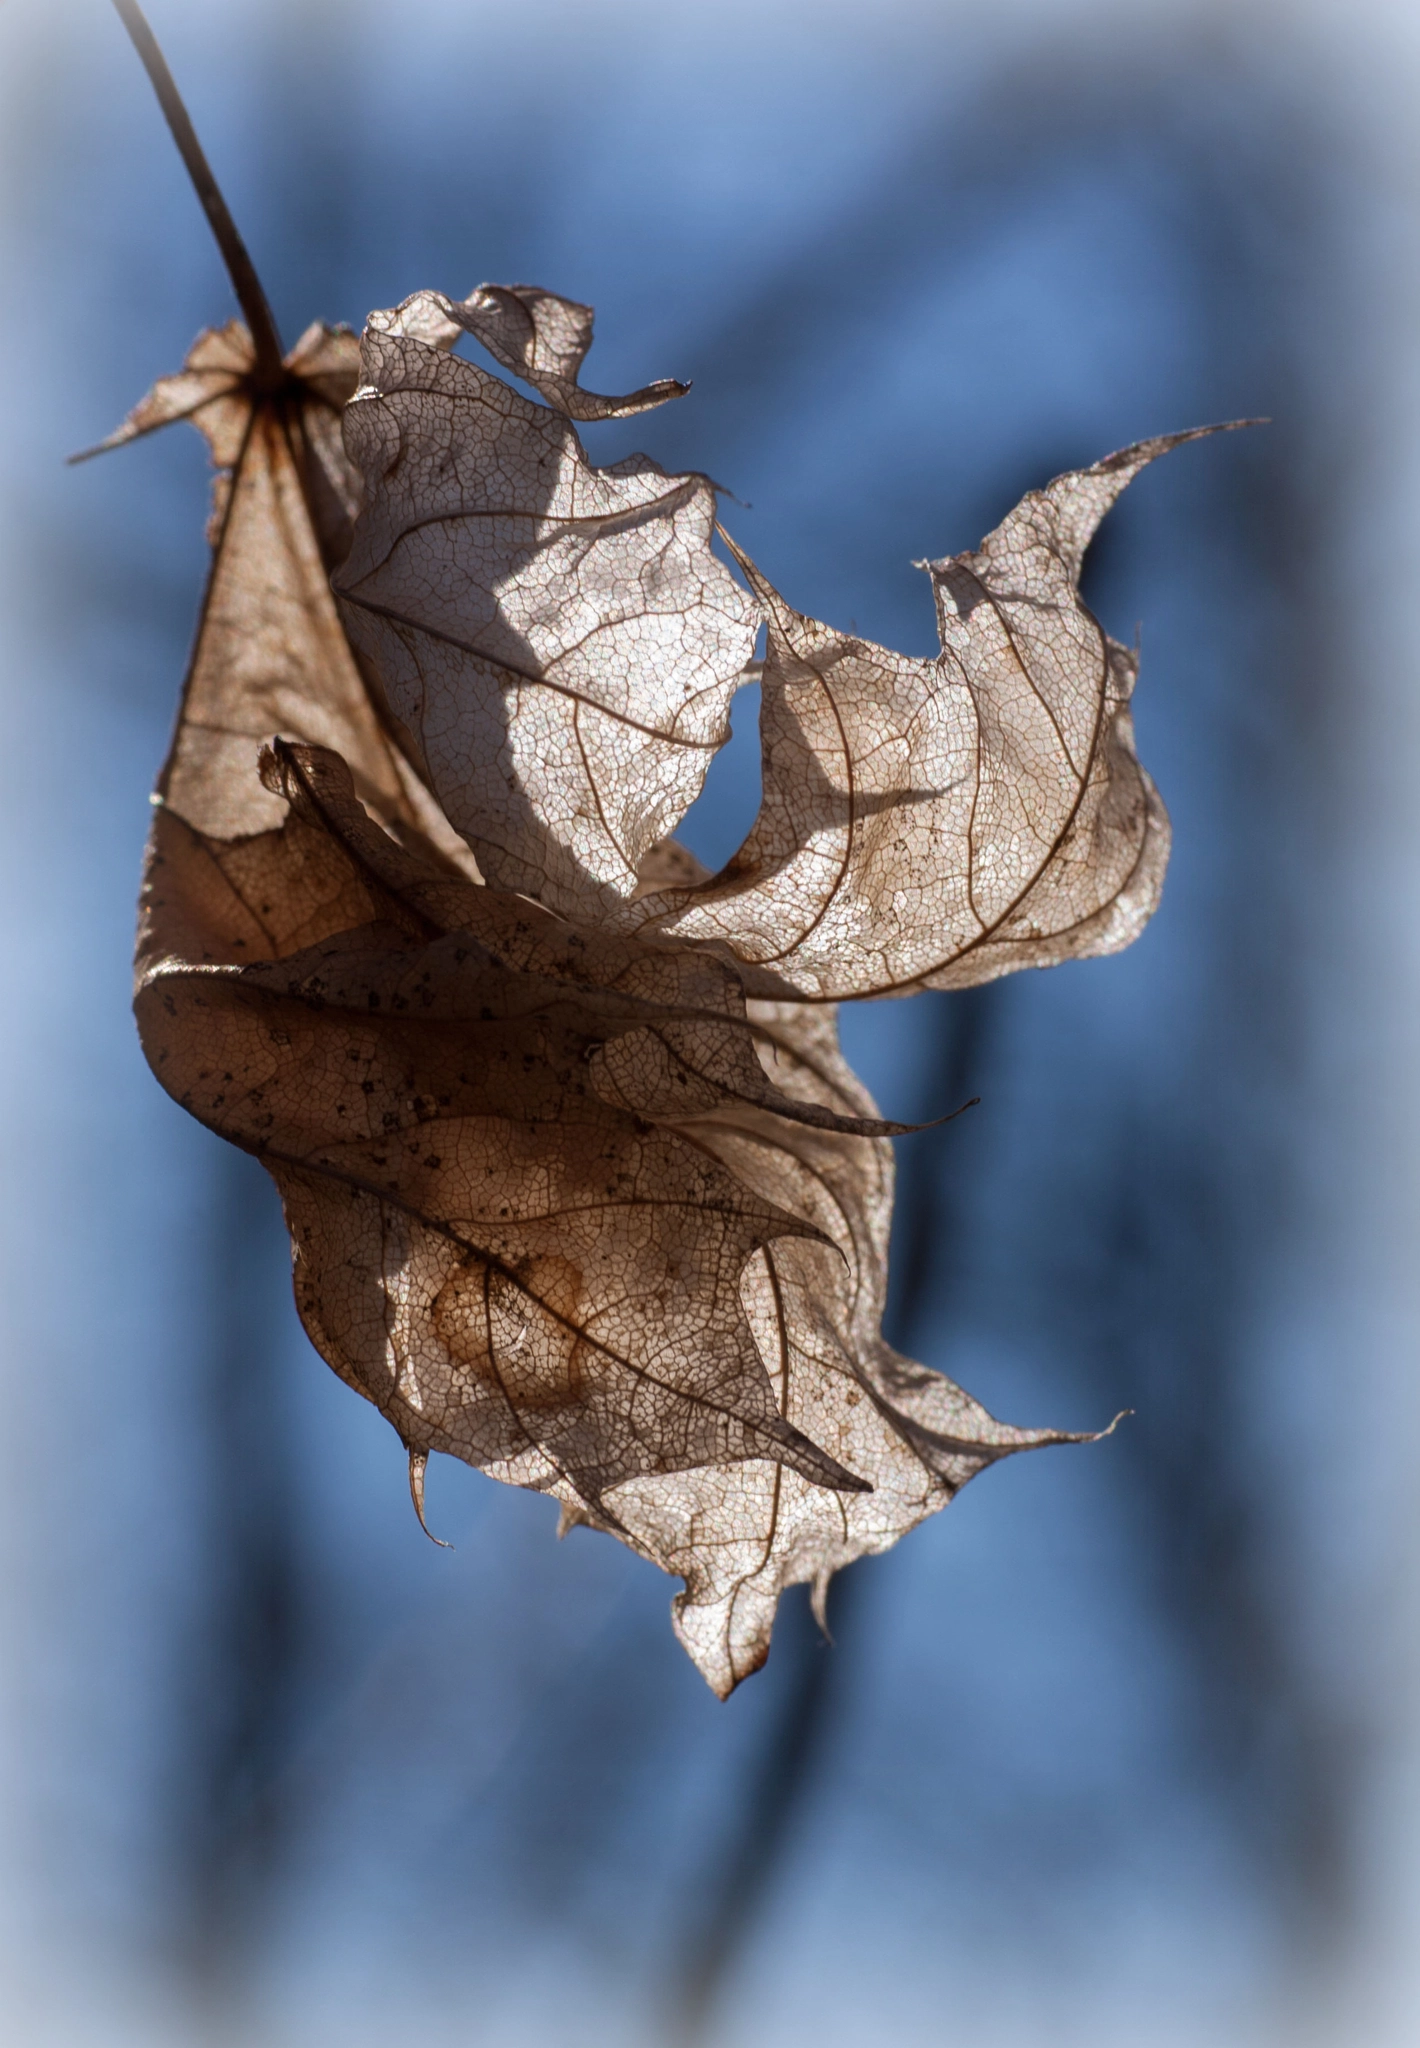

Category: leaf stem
[110, 0, 286, 388]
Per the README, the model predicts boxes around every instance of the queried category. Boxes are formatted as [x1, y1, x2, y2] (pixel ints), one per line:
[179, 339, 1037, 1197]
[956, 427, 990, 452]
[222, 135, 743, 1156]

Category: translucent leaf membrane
[636, 434, 1228, 1000]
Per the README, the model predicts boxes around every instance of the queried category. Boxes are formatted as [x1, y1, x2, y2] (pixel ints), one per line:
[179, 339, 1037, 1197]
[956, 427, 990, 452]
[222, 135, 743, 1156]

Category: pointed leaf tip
[407, 1447, 453, 1549]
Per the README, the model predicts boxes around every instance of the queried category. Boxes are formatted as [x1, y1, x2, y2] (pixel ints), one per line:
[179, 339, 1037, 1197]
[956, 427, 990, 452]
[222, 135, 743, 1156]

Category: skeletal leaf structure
[108, 265, 1217, 1695]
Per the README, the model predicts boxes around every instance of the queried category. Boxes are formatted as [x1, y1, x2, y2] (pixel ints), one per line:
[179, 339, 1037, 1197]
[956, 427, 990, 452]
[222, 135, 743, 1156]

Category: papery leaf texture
[332, 288, 755, 923]
[118, 280, 1204, 1692]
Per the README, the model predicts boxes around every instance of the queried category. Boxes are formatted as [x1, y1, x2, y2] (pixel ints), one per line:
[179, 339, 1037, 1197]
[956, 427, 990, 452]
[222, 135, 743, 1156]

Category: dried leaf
[106, 318, 468, 859]
[116, 263, 1198, 1693]
[373, 282, 689, 420]
[633, 433, 1229, 998]
[331, 306, 757, 922]
[584, 999, 1092, 1695]
[140, 744, 879, 1511]
[73, 317, 255, 467]
[138, 722, 913, 1509]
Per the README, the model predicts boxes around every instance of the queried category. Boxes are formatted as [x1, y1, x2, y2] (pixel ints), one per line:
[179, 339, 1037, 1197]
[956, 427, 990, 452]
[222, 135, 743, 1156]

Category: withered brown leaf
[331, 290, 758, 925]
[633, 447, 1207, 997]
[579, 996, 1086, 1694]
[374, 284, 691, 421]
[139, 731, 899, 1513]
[102, 17, 1204, 1689]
